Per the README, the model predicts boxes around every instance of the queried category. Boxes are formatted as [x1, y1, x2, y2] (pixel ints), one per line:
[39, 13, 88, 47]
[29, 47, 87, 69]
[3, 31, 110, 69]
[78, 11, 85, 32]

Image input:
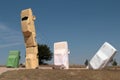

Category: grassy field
[0, 68, 120, 80]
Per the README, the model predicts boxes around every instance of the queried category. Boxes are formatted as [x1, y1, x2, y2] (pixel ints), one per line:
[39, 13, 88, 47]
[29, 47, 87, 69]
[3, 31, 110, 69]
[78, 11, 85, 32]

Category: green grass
[0, 69, 120, 80]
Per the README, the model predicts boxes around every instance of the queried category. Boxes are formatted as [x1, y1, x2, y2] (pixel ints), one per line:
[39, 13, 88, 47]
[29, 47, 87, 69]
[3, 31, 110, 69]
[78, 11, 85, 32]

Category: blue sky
[0, 0, 120, 65]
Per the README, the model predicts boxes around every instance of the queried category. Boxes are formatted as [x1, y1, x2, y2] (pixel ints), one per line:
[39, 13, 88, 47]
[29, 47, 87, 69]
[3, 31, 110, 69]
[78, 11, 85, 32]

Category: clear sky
[0, 0, 120, 65]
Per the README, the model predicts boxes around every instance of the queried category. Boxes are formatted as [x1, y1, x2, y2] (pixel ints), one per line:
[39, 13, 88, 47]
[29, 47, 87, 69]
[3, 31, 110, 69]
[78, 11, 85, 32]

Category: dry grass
[0, 68, 120, 80]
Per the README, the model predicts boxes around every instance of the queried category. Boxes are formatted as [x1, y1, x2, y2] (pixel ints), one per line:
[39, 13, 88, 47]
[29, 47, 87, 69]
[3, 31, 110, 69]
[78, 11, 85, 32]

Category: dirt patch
[0, 69, 120, 80]
[0, 67, 25, 75]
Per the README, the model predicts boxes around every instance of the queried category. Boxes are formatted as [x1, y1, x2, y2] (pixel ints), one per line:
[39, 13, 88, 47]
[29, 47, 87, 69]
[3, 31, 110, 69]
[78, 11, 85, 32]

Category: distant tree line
[84, 58, 118, 67]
